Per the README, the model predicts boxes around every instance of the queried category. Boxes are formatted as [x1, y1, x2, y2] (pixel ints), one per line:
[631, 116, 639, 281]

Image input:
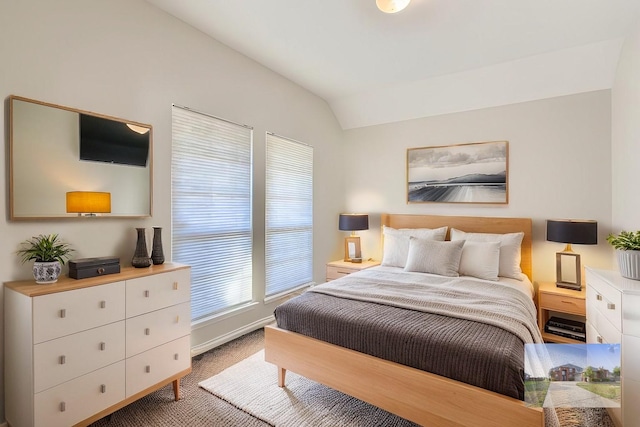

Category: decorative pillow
[404, 238, 464, 277]
[450, 228, 525, 280]
[381, 226, 448, 268]
[458, 241, 501, 281]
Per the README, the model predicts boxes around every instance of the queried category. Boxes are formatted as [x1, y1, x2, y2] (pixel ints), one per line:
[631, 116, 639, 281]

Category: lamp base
[555, 281, 582, 291]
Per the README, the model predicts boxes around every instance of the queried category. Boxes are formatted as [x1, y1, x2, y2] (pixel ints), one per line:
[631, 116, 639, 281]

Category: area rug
[199, 350, 418, 427]
[199, 350, 611, 427]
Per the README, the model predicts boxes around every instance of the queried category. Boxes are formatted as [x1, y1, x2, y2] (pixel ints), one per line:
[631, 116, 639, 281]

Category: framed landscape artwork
[407, 141, 508, 204]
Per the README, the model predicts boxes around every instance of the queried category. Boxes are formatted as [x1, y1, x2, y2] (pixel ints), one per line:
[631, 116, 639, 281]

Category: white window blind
[265, 132, 313, 297]
[172, 105, 253, 321]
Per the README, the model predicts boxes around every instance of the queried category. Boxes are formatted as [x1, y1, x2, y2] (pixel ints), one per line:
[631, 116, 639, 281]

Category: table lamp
[339, 214, 369, 263]
[546, 219, 597, 290]
[66, 191, 111, 217]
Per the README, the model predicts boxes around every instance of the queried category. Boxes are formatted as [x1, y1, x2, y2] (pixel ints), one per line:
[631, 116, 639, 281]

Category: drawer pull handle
[59, 355, 66, 365]
[101, 384, 107, 393]
[144, 290, 150, 298]
[173, 281, 179, 290]
[145, 328, 150, 335]
[60, 309, 66, 318]
[100, 300, 106, 309]
[145, 365, 151, 373]
[607, 303, 616, 310]
[561, 300, 576, 305]
[174, 353, 179, 360]
[596, 294, 603, 301]
[176, 316, 180, 323]
[100, 342, 106, 351]
[60, 402, 66, 412]
[337, 270, 351, 274]
[597, 336, 603, 343]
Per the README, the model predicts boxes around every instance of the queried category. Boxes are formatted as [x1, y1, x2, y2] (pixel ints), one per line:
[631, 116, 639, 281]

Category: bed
[264, 214, 545, 427]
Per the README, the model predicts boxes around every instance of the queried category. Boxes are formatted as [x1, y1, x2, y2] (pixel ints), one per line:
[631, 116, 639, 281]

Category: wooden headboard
[381, 214, 533, 280]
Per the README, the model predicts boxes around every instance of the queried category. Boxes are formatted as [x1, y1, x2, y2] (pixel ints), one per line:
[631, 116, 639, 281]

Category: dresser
[4, 263, 192, 427]
[585, 267, 640, 426]
[325, 259, 380, 281]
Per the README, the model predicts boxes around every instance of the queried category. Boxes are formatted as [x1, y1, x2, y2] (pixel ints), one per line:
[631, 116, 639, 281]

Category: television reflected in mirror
[9, 95, 153, 219]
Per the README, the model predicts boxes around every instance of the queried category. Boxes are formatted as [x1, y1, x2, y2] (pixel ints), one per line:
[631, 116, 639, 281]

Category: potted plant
[607, 230, 640, 280]
[16, 234, 74, 284]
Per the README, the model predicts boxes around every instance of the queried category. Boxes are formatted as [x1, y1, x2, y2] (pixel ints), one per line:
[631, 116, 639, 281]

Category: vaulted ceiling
[146, 0, 640, 129]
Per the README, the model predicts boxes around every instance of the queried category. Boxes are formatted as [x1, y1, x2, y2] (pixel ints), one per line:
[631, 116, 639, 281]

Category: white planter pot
[616, 250, 640, 281]
[33, 261, 62, 284]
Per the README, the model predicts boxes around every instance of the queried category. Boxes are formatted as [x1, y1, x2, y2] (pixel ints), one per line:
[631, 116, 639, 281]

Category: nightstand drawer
[326, 265, 357, 280]
[539, 292, 585, 315]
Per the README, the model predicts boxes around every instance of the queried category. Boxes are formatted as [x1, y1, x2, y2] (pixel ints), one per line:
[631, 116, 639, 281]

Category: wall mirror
[9, 95, 153, 219]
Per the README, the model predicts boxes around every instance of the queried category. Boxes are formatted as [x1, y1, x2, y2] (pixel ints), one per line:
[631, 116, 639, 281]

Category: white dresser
[585, 267, 640, 427]
[4, 263, 192, 427]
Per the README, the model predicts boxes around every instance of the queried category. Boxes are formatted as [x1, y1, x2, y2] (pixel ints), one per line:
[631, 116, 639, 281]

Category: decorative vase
[132, 228, 151, 268]
[33, 261, 62, 284]
[616, 249, 640, 280]
[151, 227, 165, 265]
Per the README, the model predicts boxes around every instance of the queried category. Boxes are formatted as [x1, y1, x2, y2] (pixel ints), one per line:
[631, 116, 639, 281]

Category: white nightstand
[326, 260, 380, 281]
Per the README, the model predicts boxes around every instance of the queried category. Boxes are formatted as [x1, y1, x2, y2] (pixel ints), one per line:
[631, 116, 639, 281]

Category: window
[265, 132, 313, 298]
[172, 105, 253, 321]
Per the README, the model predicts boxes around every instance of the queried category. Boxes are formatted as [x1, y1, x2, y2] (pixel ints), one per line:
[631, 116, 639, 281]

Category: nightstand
[326, 260, 380, 281]
[537, 281, 586, 343]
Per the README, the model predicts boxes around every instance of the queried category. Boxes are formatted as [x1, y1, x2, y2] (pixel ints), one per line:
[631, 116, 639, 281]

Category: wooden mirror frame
[8, 95, 153, 220]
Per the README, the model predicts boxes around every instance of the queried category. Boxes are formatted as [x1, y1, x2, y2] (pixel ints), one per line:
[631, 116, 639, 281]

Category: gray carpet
[90, 328, 613, 427]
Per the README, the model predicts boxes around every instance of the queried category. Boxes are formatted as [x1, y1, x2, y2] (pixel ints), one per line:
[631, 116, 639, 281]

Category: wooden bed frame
[265, 214, 544, 427]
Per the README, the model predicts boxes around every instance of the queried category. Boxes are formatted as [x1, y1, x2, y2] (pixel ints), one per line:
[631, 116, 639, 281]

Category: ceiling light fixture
[126, 123, 150, 134]
[376, 0, 411, 14]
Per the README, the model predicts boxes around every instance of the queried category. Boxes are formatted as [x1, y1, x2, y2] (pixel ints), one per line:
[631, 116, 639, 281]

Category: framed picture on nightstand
[344, 236, 361, 262]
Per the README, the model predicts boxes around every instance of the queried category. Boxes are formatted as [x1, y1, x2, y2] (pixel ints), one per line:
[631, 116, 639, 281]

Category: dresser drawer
[126, 269, 190, 317]
[623, 334, 640, 381]
[586, 282, 621, 331]
[125, 302, 191, 357]
[538, 292, 585, 315]
[33, 281, 126, 344]
[586, 309, 621, 344]
[34, 361, 125, 427]
[125, 335, 191, 398]
[34, 321, 125, 393]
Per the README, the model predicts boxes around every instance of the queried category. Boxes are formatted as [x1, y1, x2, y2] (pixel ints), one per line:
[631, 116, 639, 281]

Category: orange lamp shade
[66, 191, 111, 214]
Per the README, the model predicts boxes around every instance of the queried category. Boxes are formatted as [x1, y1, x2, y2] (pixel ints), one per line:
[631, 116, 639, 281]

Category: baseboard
[190, 315, 275, 357]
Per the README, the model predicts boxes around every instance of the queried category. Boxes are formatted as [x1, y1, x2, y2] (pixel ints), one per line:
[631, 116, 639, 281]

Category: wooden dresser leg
[277, 367, 286, 387]
[173, 378, 180, 401]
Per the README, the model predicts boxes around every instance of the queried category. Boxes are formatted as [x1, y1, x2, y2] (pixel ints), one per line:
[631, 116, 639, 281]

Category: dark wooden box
[69, 257, 121, 280]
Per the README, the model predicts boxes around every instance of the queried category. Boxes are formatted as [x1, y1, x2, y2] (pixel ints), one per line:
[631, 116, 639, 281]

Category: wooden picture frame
[344, 236, 362, 262]
[407, 140, 508, 204]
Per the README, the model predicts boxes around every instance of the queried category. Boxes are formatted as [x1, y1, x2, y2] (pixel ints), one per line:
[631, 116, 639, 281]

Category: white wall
[343, 91, 614, 282]
[0, 0, 345, 422]
[612, 20, 640, 232]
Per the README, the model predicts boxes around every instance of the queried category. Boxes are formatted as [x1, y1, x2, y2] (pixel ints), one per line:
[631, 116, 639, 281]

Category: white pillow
[450, 228, 525, 280]
[404, 238, 464, 277]
[381, 226, 448, 268]
[458, 241, 501, 281]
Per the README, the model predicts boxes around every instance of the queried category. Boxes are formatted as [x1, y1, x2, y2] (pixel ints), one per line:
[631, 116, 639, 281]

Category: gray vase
[151, 227, 165, 265]
[132, 228, 151, 268]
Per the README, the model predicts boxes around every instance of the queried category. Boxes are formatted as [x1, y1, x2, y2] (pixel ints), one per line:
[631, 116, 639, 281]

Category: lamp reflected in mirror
[66, 191, 111, 217]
